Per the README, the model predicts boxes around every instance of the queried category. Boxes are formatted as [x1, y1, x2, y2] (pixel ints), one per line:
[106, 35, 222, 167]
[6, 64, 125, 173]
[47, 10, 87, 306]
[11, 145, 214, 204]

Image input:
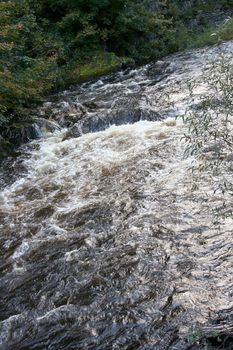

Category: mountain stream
[1, 42, 233, 349]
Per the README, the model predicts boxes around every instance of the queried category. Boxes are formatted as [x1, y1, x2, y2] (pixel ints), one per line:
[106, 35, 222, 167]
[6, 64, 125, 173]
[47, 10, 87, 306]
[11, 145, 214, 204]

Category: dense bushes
[0, 1, 58, 128]
[1, 0, 233, 157]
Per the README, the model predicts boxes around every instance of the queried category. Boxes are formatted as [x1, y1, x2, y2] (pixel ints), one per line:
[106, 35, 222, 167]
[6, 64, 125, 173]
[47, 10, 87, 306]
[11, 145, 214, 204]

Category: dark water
[1, 42, 233, 349]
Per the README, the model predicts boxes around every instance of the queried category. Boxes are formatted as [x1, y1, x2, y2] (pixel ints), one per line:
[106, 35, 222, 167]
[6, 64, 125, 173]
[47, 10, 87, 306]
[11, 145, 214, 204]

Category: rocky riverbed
[1, 41, 233, 349]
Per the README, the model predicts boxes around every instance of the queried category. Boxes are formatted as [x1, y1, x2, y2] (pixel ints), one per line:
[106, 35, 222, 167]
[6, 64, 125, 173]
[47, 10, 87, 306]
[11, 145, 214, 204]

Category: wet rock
[32, 118, 60, 135]
[0, 117, 61, 161]
[57, 101, 70, 113]
[1, 120, 47, 151]
[37, 100, 88, 128]
[2, 123, 38, 147]
[226, 153, 233, 162]
[63, 108, 162, 140]
[202, 142, 225, 153]
[52, 111, 84, 128]
[147, 60, 170, 79]
[63, 124, 82, 139]
[82, 101, 100, 110]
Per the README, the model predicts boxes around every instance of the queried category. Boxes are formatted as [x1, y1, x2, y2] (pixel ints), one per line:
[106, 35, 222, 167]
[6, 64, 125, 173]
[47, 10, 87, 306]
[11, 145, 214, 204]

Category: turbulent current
[1, 42, 233, 349]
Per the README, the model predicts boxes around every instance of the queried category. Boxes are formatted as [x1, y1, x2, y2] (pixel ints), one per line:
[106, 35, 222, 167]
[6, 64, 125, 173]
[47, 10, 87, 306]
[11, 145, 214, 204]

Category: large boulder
[63, 108, 161, 140]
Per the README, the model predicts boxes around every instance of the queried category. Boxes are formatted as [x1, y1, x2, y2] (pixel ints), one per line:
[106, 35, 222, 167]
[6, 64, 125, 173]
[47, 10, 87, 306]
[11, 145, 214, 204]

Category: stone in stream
[62, 108, 162, 140]
[1, 118, 60, 150]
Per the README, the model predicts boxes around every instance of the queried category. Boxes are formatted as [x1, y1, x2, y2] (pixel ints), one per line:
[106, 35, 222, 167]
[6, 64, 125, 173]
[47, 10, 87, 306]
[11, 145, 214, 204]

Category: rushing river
[1, 42, 233, 349]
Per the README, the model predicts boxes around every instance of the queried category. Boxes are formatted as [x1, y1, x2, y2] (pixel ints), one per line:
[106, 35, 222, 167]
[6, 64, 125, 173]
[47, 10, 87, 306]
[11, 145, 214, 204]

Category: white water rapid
[1, 41, 233, 350]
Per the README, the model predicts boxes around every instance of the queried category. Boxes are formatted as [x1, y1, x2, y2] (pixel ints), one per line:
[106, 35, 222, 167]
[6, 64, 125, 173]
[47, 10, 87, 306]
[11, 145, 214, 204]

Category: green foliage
[187, 18, 233, 49]
[0, 1, 58, 123]
[65, 52, 124, 84]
